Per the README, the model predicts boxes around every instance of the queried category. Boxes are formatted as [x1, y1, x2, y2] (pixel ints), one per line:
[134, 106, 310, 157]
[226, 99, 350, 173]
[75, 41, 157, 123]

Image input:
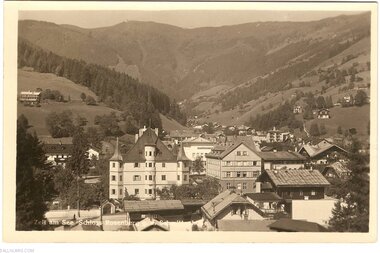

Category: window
[145, 189, 147, 194]
[119, 175, 123, 181]
[134, 163, 139, 168]
[311, 191, 316, 196]
[300, 191, 304, 196]
[237, 151, 241, 156]
[226, 183, 231, 189]
[242, 172, 247, 178]
[111, 175, 116, 181]
[148, 189, 153, 194]
[226, 161, 231, 166]
[226, 172, 231, 177]
[145, 175, 147, 180]
[149, 175, 153, 180]
[149, 163, 152, 167]
[133, 175, 141, 181]
[243, 183, 247, 189]
[161, 175, 166, 181]
[177, 175, 180, 181]
[149, 151, 152, 156]
[135, 189, 139, 195]
[243, 151, 248, 156]
[162, 163, 166, 168]
[252, 161, 257, 166]
[112, 162, 115, 168]
[237, 171, 241, 178]
[184, 175, 187, 181]
[119, 189, 123, 195]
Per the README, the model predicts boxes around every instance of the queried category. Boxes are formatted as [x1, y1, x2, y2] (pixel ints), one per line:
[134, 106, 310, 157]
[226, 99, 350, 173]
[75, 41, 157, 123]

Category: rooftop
[245, 192, 283, 202]
[217, 220, 275, 232]
[124, 200, 184, 213]
[268, 219, 328, 232]
[299, 139, 348, 158]
[259, 151, 306, 161]
[206, 141, 259, 159]
[201, 190, 253, 221]
[123, 129, 177, 162]
[260, 169, 330, 187]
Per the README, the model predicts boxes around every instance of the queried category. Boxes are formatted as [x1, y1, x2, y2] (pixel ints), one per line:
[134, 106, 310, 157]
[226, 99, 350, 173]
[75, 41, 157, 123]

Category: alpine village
[17, 12, 370, 232]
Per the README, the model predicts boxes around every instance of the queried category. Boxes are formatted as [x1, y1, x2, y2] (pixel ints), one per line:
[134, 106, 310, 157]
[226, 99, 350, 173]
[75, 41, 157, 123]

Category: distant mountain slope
[19, 12, 370, 99]
[18, 70, 187, 135]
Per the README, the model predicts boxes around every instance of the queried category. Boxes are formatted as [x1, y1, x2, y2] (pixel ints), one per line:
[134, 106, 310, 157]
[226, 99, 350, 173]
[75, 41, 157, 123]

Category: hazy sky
[19, 10, 365, 29]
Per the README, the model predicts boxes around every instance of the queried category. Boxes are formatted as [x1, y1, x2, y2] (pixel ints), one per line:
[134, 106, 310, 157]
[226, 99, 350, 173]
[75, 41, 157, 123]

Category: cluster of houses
[61, 125, 347, 232]
[40, 122, 352, 232]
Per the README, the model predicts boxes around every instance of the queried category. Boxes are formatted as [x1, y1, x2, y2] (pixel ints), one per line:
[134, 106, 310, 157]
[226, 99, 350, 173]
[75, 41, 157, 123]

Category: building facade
[109, 128, 190, 200]
[181, 136, 215, 166]
[19, 91, 41, 105]
[205, 142, 262, 193]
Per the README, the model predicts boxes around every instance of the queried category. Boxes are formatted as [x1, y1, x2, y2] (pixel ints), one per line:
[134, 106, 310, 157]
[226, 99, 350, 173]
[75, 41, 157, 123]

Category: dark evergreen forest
[18, 38, 187, 129]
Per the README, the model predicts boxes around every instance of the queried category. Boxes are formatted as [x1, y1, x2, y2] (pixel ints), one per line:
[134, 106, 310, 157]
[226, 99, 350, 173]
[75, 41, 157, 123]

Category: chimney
[255, 182, 261, 193]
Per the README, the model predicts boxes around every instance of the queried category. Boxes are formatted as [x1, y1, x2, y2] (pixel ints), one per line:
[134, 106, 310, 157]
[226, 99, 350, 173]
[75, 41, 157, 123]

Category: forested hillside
[18, 38, 187, 130]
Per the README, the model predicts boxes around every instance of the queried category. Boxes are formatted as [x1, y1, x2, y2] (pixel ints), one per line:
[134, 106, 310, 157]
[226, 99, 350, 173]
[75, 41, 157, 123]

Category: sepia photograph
[2, 1, 378, 243]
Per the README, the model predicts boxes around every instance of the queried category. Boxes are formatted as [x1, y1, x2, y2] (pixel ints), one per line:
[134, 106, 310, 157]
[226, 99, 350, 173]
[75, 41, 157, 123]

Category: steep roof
[110, 137, 123, 161]
[39, 136, 73, 145]
[201, 190, 256, 221]
[268, 219, 328, 232]
[123, 129, 176, 162]
[261, 169, 330, 187]
[124, 200, 184, 212]
[259, 151, 306, 161]
[299, 140, 348, 158]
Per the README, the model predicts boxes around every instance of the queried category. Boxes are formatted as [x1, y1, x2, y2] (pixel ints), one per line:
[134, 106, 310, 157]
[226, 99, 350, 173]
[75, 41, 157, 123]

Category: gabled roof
[124, 200, 184, 213]
[110, 137, 123, 161]
[201, 190, 255, 221]
[43, 144, 72, 155]
[182, 136, 212, 144]
[134, 217, 169, 231]
[123, 129, 176, 162]
[245, 192, 283, 202]
[299, 140, 348, 158]
[259, 151, 306, 161]
[268, 219, 328, 232]
[259, 169, 330, 187]
[206, 141, 260, 159]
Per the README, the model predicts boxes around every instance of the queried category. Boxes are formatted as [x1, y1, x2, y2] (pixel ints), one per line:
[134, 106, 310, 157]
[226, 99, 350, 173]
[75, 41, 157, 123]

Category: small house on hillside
[293, 105, 303, 114]
[298, 139, 348, 165]
[317, 109, 331, 119]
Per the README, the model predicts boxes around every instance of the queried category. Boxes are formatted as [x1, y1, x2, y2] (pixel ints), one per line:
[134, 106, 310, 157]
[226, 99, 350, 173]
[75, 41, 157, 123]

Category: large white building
[109, 128, 190, 200]
[181, 136, 215, 166]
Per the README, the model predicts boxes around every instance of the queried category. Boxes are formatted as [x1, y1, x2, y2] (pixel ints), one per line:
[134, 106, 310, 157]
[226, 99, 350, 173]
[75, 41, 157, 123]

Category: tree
[337, 126, 343, 135]
[303, 106, 314, 120]
[316, 96, 326, 109]
[319, 123, 327, 135]
[66, 126, 90, 216]
[309, 123, 320, 136]
[85, 95, 97, 105]
[45, 110, 75, 138]
[192, 157, 204, 175]
[80, 92, 86, 102]
[16, 115, 51, 230]
[354, 90, 367, 106]
[328, 153, 369, 232]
